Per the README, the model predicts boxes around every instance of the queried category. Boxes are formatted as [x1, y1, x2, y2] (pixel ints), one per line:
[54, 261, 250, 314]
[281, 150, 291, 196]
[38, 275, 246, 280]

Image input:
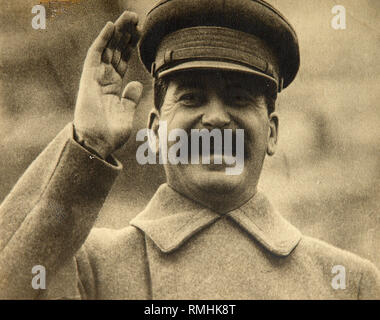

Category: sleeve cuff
[68, 123, 123, 170]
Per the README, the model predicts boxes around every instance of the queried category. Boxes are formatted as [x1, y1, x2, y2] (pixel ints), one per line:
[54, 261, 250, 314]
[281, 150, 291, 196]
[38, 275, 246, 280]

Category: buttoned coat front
[0, 124, 379, 299]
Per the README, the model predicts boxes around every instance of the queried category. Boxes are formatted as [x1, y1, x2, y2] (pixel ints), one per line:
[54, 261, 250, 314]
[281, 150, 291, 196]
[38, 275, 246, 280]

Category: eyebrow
[223, 76, 263, 91]
[172, 73, 265, 95]
[174, 79, 204, 92]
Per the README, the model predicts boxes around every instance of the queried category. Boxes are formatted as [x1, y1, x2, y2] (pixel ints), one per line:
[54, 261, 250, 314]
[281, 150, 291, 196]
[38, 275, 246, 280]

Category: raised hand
[74, 11, 143, 159]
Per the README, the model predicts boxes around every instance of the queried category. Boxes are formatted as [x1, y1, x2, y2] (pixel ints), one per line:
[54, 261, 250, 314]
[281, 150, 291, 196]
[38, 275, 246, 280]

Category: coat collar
[130, 184, 301, 257]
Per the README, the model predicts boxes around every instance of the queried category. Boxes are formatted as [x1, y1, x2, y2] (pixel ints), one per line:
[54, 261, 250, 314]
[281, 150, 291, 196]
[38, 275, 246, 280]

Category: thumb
[121, 81, 143, 110]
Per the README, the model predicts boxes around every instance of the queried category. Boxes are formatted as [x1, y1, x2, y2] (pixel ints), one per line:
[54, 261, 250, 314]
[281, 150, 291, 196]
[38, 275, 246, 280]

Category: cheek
[160, 102, 178, 126]
[164, 107, 203, 132]
[234, 110, 268, 136]
[239, 117, 270, 154]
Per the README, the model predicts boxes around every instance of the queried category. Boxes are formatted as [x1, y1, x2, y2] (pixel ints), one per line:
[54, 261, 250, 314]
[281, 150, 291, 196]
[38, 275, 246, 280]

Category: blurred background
[0, 0, 379, 268]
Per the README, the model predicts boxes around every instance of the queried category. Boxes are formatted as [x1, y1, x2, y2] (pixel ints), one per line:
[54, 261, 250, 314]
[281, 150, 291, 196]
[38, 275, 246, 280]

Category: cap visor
[158, 60, 278, 88]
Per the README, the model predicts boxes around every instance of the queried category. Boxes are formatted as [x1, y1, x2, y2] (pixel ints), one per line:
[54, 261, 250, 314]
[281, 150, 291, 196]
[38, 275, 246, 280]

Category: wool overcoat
[0, 124, 379, 299]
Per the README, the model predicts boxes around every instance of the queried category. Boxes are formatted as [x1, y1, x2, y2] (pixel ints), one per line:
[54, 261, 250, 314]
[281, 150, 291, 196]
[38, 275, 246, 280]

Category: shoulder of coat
[83, 226, 145, 254]
[296, 235, 375, 273]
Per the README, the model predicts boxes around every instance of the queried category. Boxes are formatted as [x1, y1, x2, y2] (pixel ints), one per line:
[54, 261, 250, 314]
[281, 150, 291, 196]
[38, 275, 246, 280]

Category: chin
[189, 167, 244, 195]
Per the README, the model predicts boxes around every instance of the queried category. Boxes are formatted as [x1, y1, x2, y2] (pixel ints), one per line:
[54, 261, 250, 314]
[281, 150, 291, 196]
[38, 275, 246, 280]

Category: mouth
[185, 129, 242, 165]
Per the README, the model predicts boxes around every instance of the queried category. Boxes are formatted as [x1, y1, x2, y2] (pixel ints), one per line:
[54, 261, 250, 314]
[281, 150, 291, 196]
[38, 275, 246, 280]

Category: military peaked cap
[138, 0, 300, 92]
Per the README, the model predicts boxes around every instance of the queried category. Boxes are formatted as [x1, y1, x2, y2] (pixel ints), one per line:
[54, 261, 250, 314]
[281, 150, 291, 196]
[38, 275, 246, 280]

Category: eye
[227, 89, 252, 106]
[178, 91, 204, 107]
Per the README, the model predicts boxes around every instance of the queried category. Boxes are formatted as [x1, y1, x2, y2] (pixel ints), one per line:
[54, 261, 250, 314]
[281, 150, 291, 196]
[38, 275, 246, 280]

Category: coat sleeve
[358, 260, 380, 300]
[0, 123, 122, 299]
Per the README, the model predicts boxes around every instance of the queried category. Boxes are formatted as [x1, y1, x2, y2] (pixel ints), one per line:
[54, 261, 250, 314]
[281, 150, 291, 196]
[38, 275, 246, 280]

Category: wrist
[73, 126, 111, 160]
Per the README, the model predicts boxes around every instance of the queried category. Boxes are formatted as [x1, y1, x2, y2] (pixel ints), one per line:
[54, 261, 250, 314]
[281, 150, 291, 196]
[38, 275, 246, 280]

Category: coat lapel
[130, 184, 221, 253]
[130, 184, 301, 256]
[228, 192, 301, 256]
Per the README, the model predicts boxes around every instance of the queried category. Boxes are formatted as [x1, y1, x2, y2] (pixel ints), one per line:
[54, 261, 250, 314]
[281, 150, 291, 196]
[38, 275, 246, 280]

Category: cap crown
[139, 0, 300, 90]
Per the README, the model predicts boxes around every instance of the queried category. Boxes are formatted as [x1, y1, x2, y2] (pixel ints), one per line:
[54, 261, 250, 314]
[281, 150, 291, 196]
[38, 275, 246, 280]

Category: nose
[201, 95, 231, 128]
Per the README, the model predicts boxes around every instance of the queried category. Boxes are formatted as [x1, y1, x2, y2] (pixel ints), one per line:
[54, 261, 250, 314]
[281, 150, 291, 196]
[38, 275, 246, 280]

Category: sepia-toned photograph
[0, 0, 379, 301]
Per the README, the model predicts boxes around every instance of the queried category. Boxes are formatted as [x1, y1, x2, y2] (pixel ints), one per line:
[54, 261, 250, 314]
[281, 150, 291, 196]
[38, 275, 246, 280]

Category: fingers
[87, 22, 115, 64]
[115, 27, 141, 76]
[114, 10, 138, 34]
[115, 43, 133, 75]
[121, 81, 143, 110]
[103, 28, 122, 65]
[102, 11, 140, 75]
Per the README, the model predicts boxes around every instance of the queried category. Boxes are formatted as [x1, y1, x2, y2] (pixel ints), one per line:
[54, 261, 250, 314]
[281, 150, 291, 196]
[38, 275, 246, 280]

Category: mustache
[189, 130, 238, 157]
[165, 129, 245, 159]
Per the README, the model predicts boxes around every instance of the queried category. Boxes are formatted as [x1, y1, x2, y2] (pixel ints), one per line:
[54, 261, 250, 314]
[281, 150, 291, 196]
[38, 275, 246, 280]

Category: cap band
[153, 26, 280, 89]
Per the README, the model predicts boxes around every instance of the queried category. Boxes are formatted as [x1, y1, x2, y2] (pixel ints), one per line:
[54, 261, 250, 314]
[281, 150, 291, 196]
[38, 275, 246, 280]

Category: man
[0, 0, 379, 299]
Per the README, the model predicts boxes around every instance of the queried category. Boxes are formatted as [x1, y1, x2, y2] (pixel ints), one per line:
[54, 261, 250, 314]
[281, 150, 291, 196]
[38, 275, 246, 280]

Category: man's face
[150, 70, 278, 210]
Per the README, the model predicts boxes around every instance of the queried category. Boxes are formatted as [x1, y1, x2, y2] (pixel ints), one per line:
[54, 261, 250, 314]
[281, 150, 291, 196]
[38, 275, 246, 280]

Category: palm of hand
[74, 11, 143, 159]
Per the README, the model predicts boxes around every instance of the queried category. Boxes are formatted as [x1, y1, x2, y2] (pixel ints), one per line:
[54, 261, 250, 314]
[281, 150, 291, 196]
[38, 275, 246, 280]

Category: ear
[147, 108, 160, 154]
[267, 112, 279, 156]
